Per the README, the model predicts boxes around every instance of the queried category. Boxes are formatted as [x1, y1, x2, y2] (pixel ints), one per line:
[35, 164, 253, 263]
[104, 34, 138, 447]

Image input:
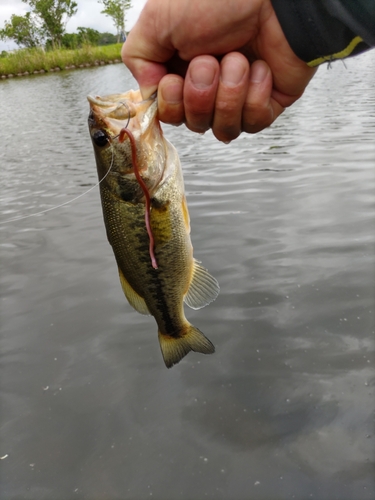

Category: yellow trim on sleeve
[307, 36, 364, 67]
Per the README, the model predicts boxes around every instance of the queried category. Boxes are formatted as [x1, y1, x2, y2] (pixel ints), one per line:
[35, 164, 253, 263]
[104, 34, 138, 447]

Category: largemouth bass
[87, 89, 219, 368]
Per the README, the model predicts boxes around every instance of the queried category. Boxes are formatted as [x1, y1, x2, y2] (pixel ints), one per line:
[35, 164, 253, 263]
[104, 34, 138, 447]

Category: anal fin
[184, 259, 220, 310]
[118, 267, 150, 315]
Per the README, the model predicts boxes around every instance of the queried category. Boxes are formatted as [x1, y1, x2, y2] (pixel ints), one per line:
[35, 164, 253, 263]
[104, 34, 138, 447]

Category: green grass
[0, 44, 123, 77]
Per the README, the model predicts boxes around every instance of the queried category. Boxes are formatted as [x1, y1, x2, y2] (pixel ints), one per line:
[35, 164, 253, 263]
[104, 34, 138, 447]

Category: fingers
[158, 74, 184, 126]
[157, 56, 288, 141]
[242, 60, 283, 134]
[211, 52, 250, 142]
[158, 55, 221, 132]
[183, 56, 220, 133]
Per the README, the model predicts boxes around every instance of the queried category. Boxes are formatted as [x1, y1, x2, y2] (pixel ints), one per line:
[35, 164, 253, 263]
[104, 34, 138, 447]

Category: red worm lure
[118, 127, 158, 269]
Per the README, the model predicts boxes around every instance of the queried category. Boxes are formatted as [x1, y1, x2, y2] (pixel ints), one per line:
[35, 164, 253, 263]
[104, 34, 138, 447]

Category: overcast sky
[0, 0, 147, 51]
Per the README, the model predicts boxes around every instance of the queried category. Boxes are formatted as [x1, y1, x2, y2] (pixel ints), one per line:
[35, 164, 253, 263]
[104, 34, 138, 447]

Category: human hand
[122, 0, 317, 142]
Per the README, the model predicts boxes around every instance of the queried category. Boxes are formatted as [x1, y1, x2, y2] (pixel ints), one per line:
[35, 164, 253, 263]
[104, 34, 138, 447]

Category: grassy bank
[0, 44, 123, 78]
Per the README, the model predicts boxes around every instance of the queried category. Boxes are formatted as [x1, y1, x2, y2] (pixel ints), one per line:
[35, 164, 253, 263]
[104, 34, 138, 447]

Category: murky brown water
[1, 52, 374, 500]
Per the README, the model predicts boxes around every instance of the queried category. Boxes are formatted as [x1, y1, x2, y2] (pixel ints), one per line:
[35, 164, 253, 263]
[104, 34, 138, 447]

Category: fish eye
[92, 130, 109, 147]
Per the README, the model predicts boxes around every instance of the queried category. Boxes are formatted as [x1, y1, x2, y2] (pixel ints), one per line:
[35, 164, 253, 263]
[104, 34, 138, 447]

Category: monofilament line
[0, 145, 115, 225]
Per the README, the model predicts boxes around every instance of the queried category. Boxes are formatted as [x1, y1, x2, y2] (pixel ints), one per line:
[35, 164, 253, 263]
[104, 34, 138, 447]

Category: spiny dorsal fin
[118, 267, 150, 315]
[184, 259, 220, 310]
[158, 324, 215, 368]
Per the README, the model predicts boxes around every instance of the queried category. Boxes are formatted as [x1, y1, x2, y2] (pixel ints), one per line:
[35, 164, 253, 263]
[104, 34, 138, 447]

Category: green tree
[98, 32, 117, 45]
[24, 0, 78, 48]
[0, 0, 78, 48]
[0, 12, 42, 48]
[99, 0, 131, 43]
[77, 27, 101, 46]
[60, 32, 78, 49]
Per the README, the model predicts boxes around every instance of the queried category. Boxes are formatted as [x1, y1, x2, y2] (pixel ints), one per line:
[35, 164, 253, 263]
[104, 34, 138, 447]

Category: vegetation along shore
[0, 0, 132, 79]
[0, 44, 123, 79]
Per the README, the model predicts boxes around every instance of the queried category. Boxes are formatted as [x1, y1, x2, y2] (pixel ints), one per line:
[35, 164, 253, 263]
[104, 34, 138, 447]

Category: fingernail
[250, 62, 268, 83]
[161, 82, 182, 104]
[221, 60, 246, 87]
[190, 64, 215, 89]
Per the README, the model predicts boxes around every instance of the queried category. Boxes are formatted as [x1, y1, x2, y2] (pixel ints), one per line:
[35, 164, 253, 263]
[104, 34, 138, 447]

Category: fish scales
[88, 90, 219, 368]
[100, 171, 189, 330]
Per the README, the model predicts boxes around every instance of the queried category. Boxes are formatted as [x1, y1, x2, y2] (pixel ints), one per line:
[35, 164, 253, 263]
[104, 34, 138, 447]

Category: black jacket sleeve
[271, 0, 375, 66]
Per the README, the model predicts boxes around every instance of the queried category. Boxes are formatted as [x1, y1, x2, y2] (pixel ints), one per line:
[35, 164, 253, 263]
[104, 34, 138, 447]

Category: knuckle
[185, 87, 216, 115]
[215, 87, 245, 113]
[215, 98, 231, 113]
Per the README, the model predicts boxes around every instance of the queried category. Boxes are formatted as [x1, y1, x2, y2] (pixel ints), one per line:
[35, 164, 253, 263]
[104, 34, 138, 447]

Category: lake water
[1, 52, 374, 500]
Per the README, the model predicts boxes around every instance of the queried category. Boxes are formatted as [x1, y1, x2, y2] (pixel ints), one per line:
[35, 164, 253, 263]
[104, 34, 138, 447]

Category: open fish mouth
[87, 94, 138, 121]
[87, 91, 157, 137]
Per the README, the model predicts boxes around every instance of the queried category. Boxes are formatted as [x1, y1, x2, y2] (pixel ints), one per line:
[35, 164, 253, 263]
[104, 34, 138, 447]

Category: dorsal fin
[118, 267, 150, 315]
[184, 259, 220, 310]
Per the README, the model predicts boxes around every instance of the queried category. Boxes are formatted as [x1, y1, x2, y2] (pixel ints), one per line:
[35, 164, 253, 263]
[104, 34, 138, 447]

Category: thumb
[122, 51, 168, 99]
[121, 26, 172, 99]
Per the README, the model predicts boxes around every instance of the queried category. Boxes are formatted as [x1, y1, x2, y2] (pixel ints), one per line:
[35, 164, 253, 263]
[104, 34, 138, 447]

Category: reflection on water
[1, 54, 374, 499]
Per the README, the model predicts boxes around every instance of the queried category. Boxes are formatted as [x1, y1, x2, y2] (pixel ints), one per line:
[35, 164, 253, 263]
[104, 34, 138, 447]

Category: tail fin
[158, 325, 215, 369]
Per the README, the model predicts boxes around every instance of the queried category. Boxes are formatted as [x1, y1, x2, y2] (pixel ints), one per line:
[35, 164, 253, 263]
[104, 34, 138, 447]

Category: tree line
[0, 0, 132, 49]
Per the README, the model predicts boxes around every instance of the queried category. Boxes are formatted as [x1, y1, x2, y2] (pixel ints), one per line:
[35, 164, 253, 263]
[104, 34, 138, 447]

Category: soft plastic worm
[118, 127, 158, 269]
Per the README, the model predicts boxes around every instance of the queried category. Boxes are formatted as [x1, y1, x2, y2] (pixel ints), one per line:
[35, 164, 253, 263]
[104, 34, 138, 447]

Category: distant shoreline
[0, 44, 123, 79]
[1, 58, 122, 79]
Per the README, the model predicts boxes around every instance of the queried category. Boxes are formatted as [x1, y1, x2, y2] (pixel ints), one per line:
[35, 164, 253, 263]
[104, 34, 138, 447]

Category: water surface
[1, 53, 374, 500]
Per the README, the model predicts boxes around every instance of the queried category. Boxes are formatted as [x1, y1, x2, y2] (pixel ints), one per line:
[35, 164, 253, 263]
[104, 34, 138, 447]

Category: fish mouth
[87, 89, 157, 138]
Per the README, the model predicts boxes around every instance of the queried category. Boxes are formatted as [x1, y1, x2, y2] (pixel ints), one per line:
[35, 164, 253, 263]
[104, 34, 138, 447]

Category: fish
[87, 89, 219, 368]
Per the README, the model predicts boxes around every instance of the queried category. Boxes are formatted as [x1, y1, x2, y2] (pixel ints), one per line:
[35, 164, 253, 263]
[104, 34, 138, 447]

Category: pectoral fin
[184, 259, 220, 310]
[118, 267, 150, 315]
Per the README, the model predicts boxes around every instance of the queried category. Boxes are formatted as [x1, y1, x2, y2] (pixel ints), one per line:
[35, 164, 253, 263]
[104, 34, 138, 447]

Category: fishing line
[0, 142, 116, 225]
[1, 98, 137, 226]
